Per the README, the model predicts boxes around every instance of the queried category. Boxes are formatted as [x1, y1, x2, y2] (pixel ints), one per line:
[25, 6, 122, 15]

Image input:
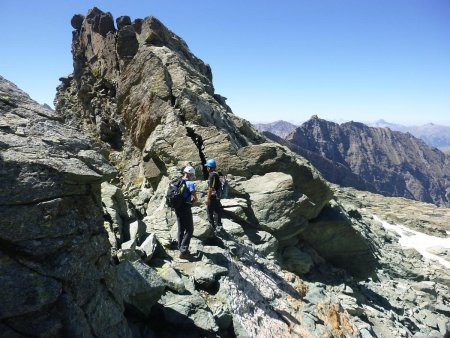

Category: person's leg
[175, 208, 184, 250]
[210, 197, 222, 228]
[215, 198, 223, 227]
[180, 207, 193, 252]
[207, 199, 215, 228]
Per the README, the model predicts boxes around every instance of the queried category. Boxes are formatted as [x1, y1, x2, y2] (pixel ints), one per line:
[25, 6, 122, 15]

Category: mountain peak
[253, 120, 298, 139]
[285, 117, 449, 206]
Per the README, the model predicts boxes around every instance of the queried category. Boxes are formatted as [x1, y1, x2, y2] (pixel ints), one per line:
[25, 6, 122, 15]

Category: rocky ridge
[1, 7, 450, 338]
[254, 120, 298, 139]
[368, 119, 450, 150]
[279, 115, 450, 207]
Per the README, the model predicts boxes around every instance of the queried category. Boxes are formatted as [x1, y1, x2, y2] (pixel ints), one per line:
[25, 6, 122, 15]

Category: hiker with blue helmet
[204, 159, 223, 232]
[176, 165, 197, 258]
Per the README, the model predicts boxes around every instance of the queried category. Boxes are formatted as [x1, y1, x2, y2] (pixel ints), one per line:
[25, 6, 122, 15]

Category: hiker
[204, 159, 223, 231]
[175, 165, 198, 257]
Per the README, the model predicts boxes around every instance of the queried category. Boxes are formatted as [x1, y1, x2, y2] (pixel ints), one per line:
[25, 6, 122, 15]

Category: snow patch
[374, 215, 450, 270]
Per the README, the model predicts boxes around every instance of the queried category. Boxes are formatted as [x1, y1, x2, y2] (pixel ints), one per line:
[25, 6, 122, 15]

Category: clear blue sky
[1, 0, 450, 125]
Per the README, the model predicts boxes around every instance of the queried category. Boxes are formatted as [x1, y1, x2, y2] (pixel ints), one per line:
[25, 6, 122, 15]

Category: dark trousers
[207, 196, 222, 228]
[175, 204, 193, 252]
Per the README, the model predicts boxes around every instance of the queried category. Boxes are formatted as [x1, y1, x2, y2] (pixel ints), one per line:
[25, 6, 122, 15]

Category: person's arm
[205, 173, 211, 204]
[187, 181, 198, 204]
[191, 191, 198, 204]
[205, 187, 212, 204]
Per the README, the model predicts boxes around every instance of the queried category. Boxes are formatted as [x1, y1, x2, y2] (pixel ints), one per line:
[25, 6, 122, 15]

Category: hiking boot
[179, 250, 191, 259]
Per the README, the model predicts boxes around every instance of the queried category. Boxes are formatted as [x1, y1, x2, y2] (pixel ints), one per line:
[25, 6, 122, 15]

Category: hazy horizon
[252, 117, 450, 127]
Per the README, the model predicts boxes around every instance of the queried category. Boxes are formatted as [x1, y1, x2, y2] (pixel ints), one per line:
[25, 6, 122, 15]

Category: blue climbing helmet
[205, 159, 217, 168]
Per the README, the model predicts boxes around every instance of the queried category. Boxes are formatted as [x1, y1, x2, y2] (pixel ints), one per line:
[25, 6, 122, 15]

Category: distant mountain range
[368, 119, 450, 149]
[260, 116, 450, 207]
[255, 118, 450, 149]
[253, 120, 297, 139]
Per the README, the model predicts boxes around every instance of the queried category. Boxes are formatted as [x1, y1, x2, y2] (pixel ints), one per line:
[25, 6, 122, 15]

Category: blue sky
[1, 0, 449, 125]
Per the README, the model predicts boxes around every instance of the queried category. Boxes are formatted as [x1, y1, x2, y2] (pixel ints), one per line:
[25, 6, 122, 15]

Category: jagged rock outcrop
[0, 76, 132, 337]
[55, 8, 335, 253]
[280, 115, 450, 207]
[56, 8, 269, 186]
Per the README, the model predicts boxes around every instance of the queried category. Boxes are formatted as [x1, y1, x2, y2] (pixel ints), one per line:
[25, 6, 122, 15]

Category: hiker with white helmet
[174, 165, 197, 258]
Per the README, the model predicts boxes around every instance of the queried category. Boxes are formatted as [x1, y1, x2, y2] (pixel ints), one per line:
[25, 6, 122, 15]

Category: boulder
[117, 249, 141, 263]
[117, 25, 139, 61]
[282, 246, 314, 275]
[138, 233, 158, 261]
[71, 14, 84, 30]
[237, 143, 333, 219]
[221, 197, 249, 223]
[244, 228, 279, 256]
[102, 182, 131, 247]
[157, 264, 186, 293]
[143, 209, 173, 248]
[129, 220, 146, 243]
[116, 15, 132, 29]
[298, 203, 377, 279]
[116, 260, 165, 316]
[237, 172, 309, 240]
[121, 239, 137, 250]
[193, 262, 229, 288]
[160, 292, 219, 332]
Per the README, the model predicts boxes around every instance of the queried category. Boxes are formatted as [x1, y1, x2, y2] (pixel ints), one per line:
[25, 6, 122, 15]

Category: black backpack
[214, 171, 229, 199]
[166, 178, 186, 209]
[216, 172, 229, 199]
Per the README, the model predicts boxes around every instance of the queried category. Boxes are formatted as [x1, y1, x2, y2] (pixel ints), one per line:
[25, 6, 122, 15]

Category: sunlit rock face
[0, 75, 131, 337]
[54, 7, 335, 253]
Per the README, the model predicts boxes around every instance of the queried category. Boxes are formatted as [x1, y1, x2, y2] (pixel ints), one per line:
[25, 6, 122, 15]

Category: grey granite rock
[0, 75, 131, 337]
[116, 260, 165, 316]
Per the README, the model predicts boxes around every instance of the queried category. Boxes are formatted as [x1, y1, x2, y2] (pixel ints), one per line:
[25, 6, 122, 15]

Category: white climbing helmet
[183, 165, 196, 176]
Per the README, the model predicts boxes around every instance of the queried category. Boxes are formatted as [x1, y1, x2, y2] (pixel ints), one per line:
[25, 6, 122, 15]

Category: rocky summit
[279, 115, 450, 207]
[1, 7, 450, 338]
[254, 120, 298, 139]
